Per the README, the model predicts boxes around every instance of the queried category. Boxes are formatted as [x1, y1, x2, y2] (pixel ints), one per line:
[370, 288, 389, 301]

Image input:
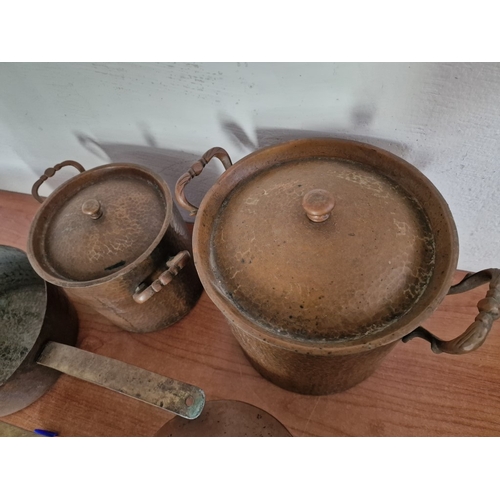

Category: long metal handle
[402, 269, 500, 354]
[133, 250, 190, 304]
[36, 341, 205, 419]
[32, 161, 86, 203]
[175, 147, 232, 216]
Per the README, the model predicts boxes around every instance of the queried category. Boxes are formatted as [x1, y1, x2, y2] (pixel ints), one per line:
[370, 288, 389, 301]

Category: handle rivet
[82, 199, 103, 220]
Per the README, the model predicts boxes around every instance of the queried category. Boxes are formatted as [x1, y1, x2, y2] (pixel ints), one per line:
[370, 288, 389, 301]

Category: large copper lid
[210, 156, 436, 343]
[28, 164, 172, 284]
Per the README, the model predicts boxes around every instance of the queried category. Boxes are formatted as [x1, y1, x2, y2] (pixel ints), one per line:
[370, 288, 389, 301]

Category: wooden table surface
[1, 189, 499, 437]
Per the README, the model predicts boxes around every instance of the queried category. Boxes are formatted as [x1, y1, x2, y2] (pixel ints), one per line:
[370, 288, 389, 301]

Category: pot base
[232, 324, 397, 395]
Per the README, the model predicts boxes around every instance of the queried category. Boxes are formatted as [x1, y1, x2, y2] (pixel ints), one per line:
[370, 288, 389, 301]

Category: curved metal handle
[37, 341, 205, 420]
[402, 269, 500, 354]
[133, 250, 191, 304]
[175, 147, 232, 216]
[32, 161, 85, 203]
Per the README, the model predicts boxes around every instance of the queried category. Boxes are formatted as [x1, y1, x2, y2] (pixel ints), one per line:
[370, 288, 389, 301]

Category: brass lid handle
[82, 199, 103, 220]
[302, 189, 335, 222]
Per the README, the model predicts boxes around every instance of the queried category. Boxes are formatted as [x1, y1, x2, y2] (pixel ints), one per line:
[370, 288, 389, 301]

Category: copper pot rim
[192, 137, 459, 356]
[27, 163, 174, 289]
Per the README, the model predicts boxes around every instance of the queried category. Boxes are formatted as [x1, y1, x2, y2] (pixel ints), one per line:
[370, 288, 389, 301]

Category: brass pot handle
[32, 161, 86, 203]
[175, 147, 232, 216]
[133, 250, 191, 304]
[402, 269, 500, 354]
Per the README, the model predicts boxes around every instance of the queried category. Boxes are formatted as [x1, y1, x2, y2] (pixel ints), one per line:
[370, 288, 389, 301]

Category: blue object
[34, 429, 58, 437]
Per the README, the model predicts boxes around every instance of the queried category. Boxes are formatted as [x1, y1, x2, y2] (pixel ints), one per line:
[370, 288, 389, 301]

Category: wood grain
[1, 189, 499, 436]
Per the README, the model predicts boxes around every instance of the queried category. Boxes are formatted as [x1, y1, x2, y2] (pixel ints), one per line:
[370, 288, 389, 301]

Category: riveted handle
[133, 250, 191, 304]
[37, 341, 205, 420]
[402, 269, 500, 354]
[175, 147, 232, 216]
[32, 161, 86, 203]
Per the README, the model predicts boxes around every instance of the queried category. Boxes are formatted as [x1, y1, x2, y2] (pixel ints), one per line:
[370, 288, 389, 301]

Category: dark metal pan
[0, 245, 204, 420]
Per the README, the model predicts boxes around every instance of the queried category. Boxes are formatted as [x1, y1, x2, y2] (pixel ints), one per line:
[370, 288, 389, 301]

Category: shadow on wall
[219, 116, 414, 162]
[74, 132, 224, 220]
[70, 119, 430, 221]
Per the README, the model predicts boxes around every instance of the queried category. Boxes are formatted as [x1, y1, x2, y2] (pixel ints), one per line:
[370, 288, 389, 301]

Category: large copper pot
[176, 139, 500, 395]
[27, 161, 203, 333]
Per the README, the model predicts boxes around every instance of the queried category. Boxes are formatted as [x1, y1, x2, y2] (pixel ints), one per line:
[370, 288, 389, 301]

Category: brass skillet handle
[175, 147, 232, 216]
[32, 161, 86, 203]
[133, 250, 191, 304]
[37, 341, 205, 420]
[402, 269, 500, 354]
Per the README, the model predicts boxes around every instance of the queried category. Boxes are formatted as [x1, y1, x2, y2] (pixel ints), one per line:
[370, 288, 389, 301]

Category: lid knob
[302, 189, 335, 222]
[82, 199, 103, 220]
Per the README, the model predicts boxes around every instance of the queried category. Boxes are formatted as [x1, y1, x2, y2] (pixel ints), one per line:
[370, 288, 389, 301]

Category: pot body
[230, 324, 397, 395]
[63, 211, 202, 333]
[28, 163, 203, 333]
[0, 246, 78, 417]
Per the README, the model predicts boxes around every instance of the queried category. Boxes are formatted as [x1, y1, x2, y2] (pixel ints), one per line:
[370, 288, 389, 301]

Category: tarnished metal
[402, 268, 500, 354]
[81, 198, 103, 220]
[302, 189, 335, 222]
[175, 138, 498, 395]
[0, 245, 78, 417]
[154, 400, 291, 437]
[0, 245, 205, 419]
[175, 147, 232, 216]
[28, 162, 203, 333]
[31, 160, 86, 203]
[133, 250, 191, 304]
[37, 342, 205, 419]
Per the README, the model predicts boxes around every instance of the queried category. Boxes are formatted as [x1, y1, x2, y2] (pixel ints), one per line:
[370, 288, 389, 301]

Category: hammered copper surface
[231, 324, 397, 394]
[184, 138, 461, 395]
[40, 172, 165, 282]
[212, 158, 435, 342]
[154, 400, 291, 437]
[0, 246, 78, 417]
[28, 163, 202, 333]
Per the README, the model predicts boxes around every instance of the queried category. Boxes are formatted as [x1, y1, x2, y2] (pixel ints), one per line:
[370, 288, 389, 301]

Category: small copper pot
[176, 139, 500, 395]
[27, 161, 202, 333]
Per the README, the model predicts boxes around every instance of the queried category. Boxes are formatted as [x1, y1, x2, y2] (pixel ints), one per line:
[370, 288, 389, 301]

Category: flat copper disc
[154, 400, 292, 437]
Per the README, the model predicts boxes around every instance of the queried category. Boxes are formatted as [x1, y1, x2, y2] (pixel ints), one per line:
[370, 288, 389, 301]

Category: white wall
[0, 62, 498, 271]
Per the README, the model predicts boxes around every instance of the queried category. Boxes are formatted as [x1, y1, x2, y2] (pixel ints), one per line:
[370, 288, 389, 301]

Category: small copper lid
[210, 157, 436, 342]
[28, 164, 172, 283]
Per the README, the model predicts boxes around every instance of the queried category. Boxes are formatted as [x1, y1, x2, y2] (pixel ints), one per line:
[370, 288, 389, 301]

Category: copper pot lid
[154, 400, 292, 437]
[210, 156, 436, 343]
[28, 164, 172, 284]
